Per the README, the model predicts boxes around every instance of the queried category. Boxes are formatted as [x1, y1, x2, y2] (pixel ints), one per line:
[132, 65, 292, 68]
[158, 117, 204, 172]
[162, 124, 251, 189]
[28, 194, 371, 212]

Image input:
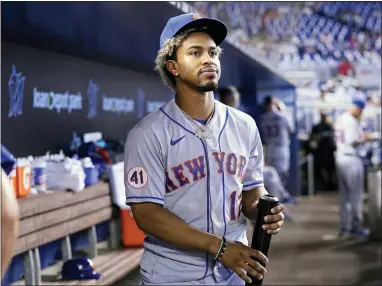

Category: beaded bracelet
[214, 236, 228, 262]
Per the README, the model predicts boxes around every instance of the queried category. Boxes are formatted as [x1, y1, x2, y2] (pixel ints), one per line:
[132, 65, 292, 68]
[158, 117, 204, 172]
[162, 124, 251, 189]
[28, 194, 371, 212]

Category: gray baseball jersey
[259, 111, 292, 176]
[124, 99, 264, 284]
[259, 110, 292, 147]
[335, 112, 362, 156]
[334, 111, 365, 232]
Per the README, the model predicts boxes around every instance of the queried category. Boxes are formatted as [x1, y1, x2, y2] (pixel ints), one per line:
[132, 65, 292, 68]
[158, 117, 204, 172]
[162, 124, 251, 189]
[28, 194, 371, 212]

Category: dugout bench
[10, 182, 143, 286]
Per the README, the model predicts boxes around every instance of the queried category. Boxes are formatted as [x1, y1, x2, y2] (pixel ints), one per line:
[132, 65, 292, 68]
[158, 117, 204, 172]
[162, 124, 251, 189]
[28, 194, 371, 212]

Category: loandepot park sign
[32, 86, 167, 117]
[33, 88, 83, 113]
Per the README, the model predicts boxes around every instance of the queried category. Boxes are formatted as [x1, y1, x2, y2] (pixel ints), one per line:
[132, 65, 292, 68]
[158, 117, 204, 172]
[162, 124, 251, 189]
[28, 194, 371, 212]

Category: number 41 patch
[127, 167, 148, 189]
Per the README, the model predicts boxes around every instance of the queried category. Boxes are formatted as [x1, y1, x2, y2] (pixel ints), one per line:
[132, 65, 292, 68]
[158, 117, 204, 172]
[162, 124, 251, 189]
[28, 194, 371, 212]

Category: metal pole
[368, 169, 382, 241]
[61, 236, 72, 261]
[307, 154, 314, 197]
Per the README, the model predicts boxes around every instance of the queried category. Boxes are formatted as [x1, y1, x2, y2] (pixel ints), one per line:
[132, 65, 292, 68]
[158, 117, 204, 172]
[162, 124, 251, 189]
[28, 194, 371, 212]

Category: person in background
[334, 99, 375, 238]
[219, 88, 298, 208]
[259, 96, 293, 188]
[1, 169, 20, 278]
[308, 112, 337, 191]
[217, 85, 241, 110]
[337, 57, 355, 78]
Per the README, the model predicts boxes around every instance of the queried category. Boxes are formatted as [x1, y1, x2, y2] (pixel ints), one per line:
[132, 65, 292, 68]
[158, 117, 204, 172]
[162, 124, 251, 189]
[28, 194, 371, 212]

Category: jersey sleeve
[242, 120, 265, 191]
[124, 127, 165, 206]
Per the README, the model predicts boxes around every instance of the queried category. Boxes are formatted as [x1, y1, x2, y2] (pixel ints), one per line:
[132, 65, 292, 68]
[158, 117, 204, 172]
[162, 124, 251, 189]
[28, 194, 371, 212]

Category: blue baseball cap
[159, 13, 227, 48]
[352, 99, 366, 110]
[62, 258, 101, 280]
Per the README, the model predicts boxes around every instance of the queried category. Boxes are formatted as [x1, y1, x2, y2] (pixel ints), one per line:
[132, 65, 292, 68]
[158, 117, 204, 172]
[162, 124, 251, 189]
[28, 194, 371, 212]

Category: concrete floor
[114, 192, 382, 285]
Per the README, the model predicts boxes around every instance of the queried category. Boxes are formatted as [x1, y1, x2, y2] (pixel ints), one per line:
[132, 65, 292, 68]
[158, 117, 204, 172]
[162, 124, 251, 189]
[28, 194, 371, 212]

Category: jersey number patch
[264, 124, 279, 137]
[127, 167, 148, 189]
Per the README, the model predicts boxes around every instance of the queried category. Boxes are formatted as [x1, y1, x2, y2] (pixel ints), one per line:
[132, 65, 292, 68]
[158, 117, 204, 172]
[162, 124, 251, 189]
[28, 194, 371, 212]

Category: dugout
[1, 2, 298, 285]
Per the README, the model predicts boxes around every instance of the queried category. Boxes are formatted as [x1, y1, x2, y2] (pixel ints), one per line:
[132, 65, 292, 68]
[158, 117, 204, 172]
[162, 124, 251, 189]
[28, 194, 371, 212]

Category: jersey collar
[160, 99, 228, 136]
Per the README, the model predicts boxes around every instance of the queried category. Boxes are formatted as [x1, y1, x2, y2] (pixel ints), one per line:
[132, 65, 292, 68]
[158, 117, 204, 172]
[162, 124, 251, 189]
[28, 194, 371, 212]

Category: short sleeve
[124, 128, 165, 205]
[242, 121, 265, 191]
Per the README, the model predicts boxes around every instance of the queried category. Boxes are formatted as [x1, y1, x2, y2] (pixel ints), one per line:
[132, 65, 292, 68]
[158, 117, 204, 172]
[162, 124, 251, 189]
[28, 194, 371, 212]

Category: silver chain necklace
[182, 108, 215, 139]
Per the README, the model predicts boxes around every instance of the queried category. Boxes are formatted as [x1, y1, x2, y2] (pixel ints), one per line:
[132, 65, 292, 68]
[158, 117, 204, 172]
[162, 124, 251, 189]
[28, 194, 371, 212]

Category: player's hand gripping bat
[247, 194, 279, 286]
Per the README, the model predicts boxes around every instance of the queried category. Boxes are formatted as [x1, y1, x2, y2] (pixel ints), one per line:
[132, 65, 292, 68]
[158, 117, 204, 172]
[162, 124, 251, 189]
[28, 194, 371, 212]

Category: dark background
[1, 1, 293, 158]
[2, 42, 172, 157]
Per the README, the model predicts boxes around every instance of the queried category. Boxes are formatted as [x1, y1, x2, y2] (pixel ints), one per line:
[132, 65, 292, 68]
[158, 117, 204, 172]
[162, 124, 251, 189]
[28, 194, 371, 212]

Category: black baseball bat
[247, 194, 279, 286]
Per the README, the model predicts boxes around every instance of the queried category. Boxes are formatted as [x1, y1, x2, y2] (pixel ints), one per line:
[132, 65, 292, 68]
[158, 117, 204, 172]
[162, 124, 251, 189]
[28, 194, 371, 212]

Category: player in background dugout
[217, 85, 241, 110]
[124, 13, 285, 285]
[218, 87, 299, 207]
[259, 96, 293, 188]
[334, 100, 376, 239]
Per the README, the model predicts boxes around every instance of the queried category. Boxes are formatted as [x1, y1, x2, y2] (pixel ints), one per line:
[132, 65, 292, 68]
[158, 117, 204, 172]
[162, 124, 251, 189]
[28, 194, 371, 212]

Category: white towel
[45, 158, 85, 192]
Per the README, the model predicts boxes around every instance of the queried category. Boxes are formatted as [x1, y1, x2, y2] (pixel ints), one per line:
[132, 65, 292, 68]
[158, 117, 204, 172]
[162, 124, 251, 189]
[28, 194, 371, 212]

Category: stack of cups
[32, 158, 47, 192]
[82, 157, 98, 187]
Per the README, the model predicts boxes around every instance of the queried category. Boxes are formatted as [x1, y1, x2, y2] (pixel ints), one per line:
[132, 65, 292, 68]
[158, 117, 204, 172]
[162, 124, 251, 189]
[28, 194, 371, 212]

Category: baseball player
[334, 99, 375, 238]
[218, 87, 298, 207]
[124, 13, 285, 285]
[259, 96, 293, 187]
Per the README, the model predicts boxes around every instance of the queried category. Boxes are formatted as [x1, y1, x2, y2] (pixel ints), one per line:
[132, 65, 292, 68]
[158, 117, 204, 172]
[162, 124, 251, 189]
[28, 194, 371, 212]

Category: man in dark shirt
[308, 112, 337, 191]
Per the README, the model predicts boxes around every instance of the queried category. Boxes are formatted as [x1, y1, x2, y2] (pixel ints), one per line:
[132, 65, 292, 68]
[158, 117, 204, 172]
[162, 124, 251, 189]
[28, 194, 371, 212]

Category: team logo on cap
[192, 14, 201, 20]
